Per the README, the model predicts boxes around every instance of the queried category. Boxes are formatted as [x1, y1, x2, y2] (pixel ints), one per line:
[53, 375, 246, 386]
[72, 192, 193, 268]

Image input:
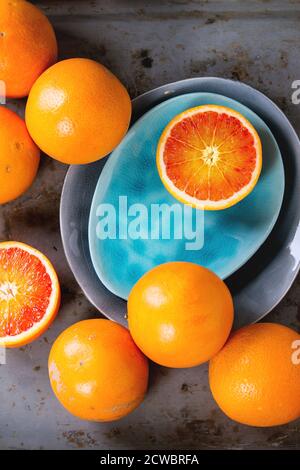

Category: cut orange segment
[157, 105, 262, 210]
[0, 241, 60, 348]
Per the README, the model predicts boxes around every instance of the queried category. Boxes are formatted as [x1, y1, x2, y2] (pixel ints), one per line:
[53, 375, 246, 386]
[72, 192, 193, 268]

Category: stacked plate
[60, 77, 300, 328]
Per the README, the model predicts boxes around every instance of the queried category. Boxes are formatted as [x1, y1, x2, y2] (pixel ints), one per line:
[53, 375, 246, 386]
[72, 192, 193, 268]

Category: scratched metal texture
[0, 0, 300, 450]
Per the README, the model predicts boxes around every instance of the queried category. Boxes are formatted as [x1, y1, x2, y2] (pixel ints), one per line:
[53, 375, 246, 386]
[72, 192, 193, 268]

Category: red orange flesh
[0, 241, 60, 347]
[157, 105, 262, 210]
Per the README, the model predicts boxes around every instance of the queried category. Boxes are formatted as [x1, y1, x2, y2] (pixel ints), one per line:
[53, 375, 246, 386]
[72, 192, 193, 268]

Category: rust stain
[140, 49, 153, 69]
[1, 188, 61, 240]
[62, 430, 97, 449]
[104, 427, 121, 439]
[180, 383, 198, 394]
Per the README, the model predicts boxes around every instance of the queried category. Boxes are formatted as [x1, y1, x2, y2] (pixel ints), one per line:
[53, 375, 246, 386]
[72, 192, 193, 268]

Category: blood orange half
[0, 241, 60, 348]
[157, 105, 262, 210]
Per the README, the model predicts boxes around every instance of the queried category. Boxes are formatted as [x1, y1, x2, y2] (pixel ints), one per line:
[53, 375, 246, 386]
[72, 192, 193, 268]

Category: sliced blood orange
[157, 105, 262, 210]
[0, 241, 60, 348]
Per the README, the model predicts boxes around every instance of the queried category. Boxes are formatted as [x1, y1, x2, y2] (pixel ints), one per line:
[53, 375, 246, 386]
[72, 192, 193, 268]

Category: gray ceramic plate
[60, 77, 300, 329]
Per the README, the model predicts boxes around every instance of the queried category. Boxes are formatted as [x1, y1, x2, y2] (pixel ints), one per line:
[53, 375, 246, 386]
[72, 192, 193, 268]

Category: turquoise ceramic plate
[89, 92, 285, 300]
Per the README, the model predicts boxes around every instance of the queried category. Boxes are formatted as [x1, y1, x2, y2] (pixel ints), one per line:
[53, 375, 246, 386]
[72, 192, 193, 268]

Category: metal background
[0, 0, 300, 450]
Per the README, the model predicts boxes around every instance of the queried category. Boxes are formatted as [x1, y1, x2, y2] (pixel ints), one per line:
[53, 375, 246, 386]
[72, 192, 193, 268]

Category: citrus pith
[157, 105, 262, 210]
[0, 241, 60, 347]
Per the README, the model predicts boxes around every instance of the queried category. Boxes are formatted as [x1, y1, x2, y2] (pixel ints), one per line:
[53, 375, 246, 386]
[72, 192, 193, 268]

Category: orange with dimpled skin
[48, 319, 149, 422]
[25, 58, 132, 165]
[0, 106, 40, 205]
[209, 323, 300, 427]
[0, 0, 57, 98]
[128, 262, 234, 368]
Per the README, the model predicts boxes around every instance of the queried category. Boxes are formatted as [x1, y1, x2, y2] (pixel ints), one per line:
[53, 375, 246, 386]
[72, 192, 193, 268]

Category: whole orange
[0, 106, 40, 204]
[48, 319, 149, 422]
[209, 322, 300, 427]
[0, 0, 57, 98]
[128, 262, 234, 368]
[25, 58, 132, 164]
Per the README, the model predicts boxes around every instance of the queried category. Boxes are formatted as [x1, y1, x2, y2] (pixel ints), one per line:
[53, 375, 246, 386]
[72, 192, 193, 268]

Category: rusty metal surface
[0, 0, 300, 450]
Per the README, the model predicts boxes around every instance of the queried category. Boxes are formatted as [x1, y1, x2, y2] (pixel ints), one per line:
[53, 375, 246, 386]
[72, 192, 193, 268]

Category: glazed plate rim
[88, 91, 285, 300]
[60, 77, 300, 328]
